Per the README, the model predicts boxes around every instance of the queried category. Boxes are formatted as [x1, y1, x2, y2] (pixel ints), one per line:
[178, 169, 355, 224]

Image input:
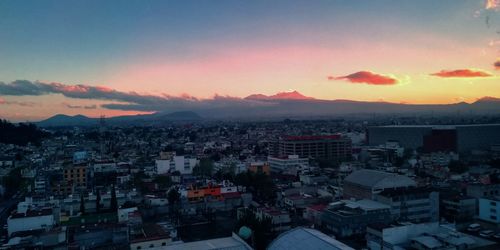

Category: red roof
[308, 204, 327, 212]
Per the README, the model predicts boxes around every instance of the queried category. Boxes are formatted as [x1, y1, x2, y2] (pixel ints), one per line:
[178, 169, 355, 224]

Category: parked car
[479, 230, 494, 238]
[467, 223, 481, 232]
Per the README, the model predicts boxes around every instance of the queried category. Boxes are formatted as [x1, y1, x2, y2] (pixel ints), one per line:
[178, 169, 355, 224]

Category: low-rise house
[255, 206, 292, 233]
[7, 208, 55, 237]
[321, 199, 391, 237]
[268, 155, 309, 173]
[303, 204, 328, 226]
[129, 224, 172, 250]
[374, 187, 440, 223]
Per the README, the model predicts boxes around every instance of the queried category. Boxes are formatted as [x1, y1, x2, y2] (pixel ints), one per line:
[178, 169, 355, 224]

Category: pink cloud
[329, 71, 398, 85]
[0, 97, 37, 107]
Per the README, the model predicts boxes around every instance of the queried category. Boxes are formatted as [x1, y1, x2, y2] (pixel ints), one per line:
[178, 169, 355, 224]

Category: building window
[162, 242, 167, 246]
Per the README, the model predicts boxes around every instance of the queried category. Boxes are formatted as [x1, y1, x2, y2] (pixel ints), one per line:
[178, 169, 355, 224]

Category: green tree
[448, 160, 468, 174]
[193, 159, 214, 177]
[3, 167, 24, 195]
[110, 185, 118, 212]
[167, 187, 181, 206]
[96, 189, 101, 213]
[167, 187, 181, 222]
[234, 171, 276, 203]
[153, 175, 172, 189]
[236, 208, 274, 250]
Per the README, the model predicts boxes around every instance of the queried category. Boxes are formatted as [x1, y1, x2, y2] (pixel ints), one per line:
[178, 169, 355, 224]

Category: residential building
[7, 208, 55, 237]
[366, 222, 495, 250]
[467, 184, 500, 198]
[374, 187, 439, 223]
[268, 155, 309, 173]
[155, 155, 198, 175]
[255, 206, 292, 233]
[440, 194, 476, 223]
[63, 163, 87, 193]
[478, 196, 500, 223]
[248, 162, 270, 175]
[321, 199, 392, 237]
[270, 135, 351, 161]
[129, 224, 172, 250]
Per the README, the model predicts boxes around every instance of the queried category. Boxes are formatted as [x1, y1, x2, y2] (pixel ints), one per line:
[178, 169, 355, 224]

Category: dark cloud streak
[0, 80, 272, 112]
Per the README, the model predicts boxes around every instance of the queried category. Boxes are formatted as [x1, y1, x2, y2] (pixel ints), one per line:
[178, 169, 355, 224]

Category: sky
[1, 0, 500, 121]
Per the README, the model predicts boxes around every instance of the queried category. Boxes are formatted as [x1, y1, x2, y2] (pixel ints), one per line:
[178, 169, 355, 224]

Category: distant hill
[37, 111, 202, 127]
[37, 114, 96, 127]
[35, 93, 500, 125]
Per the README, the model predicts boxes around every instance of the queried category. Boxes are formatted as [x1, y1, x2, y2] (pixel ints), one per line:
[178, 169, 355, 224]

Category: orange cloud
[329, 71, 398, 85]
[486, 0, 499, 10]
[430, 69, 492, 78]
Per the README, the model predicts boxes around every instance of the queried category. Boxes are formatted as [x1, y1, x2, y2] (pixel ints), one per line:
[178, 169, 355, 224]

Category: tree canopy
[0, 120, 48, 146]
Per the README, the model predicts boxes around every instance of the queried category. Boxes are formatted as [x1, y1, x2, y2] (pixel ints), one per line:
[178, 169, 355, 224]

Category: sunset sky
[1, 0, 500, 121]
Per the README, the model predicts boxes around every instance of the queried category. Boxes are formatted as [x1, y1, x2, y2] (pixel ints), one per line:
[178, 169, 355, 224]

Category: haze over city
[1, 0, 500, 121]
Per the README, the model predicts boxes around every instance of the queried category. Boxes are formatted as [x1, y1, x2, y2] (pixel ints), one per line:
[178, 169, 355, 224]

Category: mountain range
[36, 91, 500, 127]
[37, 111, 202, 127]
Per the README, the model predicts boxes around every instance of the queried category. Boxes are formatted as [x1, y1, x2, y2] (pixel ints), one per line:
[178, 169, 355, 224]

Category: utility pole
[99, 115, 106, 159]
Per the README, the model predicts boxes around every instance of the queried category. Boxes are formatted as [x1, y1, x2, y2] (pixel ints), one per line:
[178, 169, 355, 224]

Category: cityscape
[1, 1, 500, 250]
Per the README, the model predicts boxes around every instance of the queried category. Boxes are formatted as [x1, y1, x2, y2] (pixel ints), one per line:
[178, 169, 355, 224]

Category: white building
[268, 155, 309, 173]
[92, 161, 117, 173]
[155, 155, 198, 175]
[478, 196, 500, 223]
[7, 208, 55, 236]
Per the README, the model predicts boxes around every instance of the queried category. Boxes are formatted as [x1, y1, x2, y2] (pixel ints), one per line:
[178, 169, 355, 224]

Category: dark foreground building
[367, 124, 500, 153]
